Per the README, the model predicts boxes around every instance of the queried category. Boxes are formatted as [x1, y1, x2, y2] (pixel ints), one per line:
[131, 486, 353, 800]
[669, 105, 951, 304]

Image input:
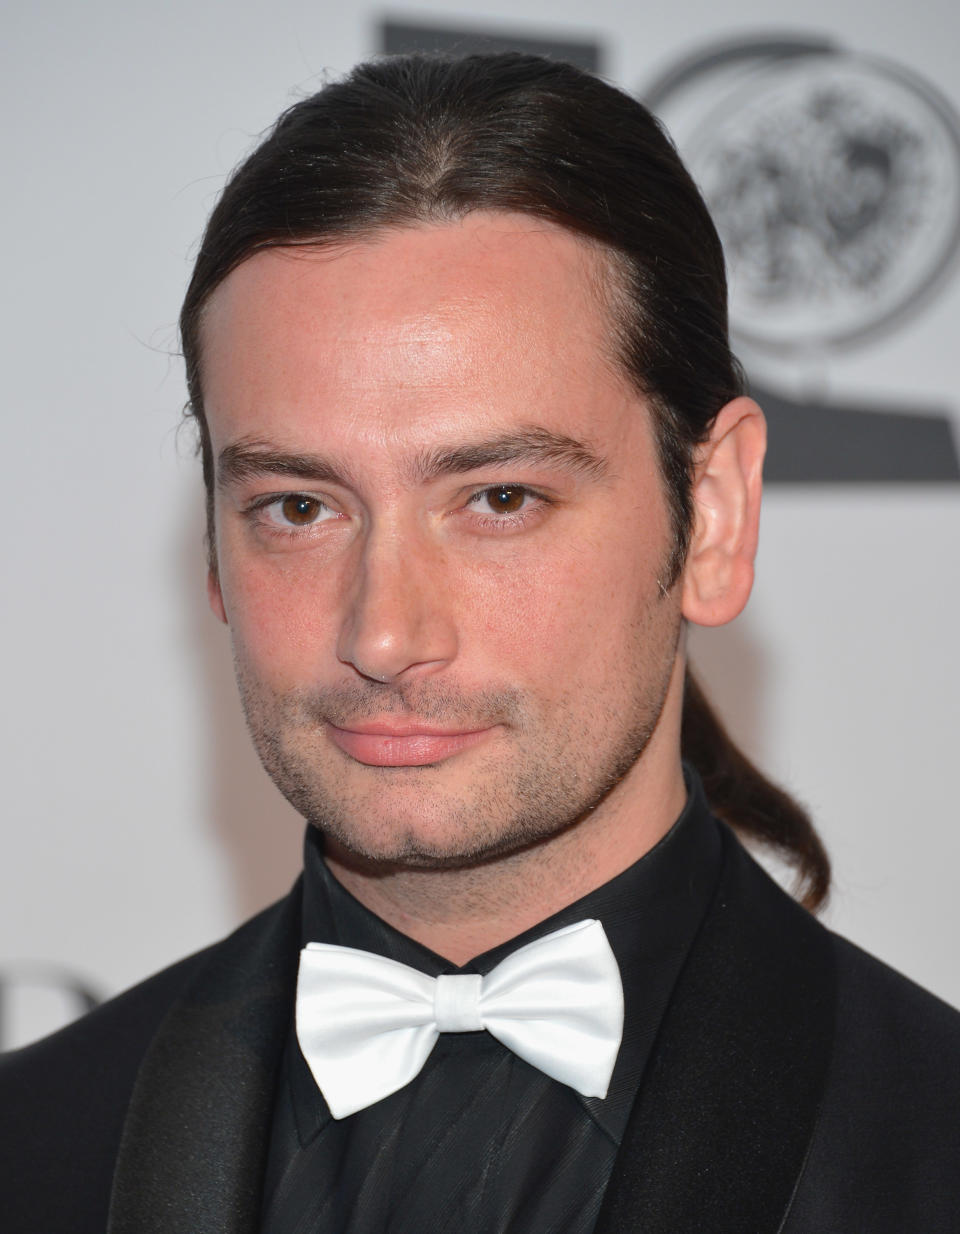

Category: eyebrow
[216, 426, 609, 491]
[217, 439, 355, 490]
[411, 427, 609, 483]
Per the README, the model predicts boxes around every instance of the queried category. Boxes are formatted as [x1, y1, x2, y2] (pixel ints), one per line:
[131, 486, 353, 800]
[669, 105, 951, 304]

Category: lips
[326, 721, 494, 767]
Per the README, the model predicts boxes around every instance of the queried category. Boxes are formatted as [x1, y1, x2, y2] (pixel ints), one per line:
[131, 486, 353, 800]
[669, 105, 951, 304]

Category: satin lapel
[595, 829, 836, 1234]
[106, 888, 301, 1234]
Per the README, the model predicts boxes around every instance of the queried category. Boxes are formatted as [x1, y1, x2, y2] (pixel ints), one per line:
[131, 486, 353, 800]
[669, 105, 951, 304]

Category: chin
[318, 805, 573, 873]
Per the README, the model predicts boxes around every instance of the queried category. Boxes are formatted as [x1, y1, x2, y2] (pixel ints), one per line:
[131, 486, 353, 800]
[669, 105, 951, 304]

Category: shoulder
[720, 833, 960, 1229]
[723, 843, 960, 1229]
[826, 930, 960, 1119]
[724, 828, 960, 1039]
[784, 935, 960, 1230]
[831, 928, 960, 1054]
[0, 947, 210, 1233]
[727, 831, 960, 1089]
[819, 927, 960, 1137]
[0, 895, 293, 1234]
[1, 941, 210, 1114]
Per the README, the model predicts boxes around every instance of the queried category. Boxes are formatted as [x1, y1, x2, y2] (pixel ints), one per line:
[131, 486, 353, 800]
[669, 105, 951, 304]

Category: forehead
[198, 213, 640, 455]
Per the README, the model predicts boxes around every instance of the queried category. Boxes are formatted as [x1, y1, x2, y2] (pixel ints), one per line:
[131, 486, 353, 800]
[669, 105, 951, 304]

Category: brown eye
[280, 495, 324, 525]
[485, 486, 526, 514]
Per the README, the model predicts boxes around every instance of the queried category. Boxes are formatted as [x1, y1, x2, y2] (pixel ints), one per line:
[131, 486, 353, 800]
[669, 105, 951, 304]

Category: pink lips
[327, 720, 493, 767]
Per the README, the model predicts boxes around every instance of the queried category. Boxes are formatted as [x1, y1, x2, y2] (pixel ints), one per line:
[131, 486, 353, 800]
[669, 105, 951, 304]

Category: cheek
[458, 528, 662, 671]
[217, 554, 339, 680]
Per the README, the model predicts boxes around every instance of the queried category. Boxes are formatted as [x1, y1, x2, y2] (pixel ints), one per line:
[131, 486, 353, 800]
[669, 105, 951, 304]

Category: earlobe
[207, 567, 228, 624]
[681, 396, 766, 628]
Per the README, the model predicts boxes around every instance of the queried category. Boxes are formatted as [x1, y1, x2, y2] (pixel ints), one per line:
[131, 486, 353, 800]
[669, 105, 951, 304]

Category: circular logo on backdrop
[646, 39, 960, 354]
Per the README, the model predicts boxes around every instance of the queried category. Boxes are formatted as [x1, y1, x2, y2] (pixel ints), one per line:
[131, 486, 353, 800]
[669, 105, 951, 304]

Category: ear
[681, 396, 766, 628]
[207, 566, 228, 624]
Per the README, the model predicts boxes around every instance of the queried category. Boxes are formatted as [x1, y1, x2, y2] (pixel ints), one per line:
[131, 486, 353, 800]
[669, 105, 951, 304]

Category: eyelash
[245, 493, 339, 535]
[243, 484, 550, 536]
[464, 485, 549, 530]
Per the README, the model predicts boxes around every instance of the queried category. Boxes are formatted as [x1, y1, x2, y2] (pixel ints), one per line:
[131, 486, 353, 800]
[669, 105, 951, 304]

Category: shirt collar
[296, 766, 723, 1141]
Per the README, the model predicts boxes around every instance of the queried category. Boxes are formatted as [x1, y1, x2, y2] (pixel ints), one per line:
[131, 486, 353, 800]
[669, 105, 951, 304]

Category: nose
[336, 527, 458, 684]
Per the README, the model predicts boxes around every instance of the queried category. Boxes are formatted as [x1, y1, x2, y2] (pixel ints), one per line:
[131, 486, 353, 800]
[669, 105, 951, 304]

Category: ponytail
[681, 670, 830, 912]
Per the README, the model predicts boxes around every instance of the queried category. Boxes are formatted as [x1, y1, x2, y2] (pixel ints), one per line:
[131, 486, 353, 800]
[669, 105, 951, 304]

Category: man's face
[202, 214, 684, 868]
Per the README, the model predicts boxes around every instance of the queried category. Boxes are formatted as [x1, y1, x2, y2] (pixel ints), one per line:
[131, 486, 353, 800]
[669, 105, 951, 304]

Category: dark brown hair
[179, 52, 829, 909]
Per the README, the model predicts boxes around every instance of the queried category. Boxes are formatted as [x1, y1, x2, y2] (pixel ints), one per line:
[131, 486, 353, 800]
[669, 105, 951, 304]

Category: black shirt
[261, 771, 722, 1233]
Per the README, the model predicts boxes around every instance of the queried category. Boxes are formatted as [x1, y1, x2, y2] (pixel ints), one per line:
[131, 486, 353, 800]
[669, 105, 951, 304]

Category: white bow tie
[295, 918, 624, 1120]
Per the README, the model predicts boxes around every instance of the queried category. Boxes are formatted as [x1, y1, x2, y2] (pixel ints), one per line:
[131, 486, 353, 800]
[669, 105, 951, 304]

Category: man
[2, 52, 958, 1233]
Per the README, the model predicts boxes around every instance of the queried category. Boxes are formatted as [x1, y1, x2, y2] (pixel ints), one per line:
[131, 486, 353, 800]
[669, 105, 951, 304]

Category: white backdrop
[2, 0, 958, 1047]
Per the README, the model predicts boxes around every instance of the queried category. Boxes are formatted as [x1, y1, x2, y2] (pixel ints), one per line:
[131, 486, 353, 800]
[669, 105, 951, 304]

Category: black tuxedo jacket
[3, 825, 960, 1233]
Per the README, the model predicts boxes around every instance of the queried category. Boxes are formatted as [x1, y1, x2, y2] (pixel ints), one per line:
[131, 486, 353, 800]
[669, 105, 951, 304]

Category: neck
[323, 686, 687, 965]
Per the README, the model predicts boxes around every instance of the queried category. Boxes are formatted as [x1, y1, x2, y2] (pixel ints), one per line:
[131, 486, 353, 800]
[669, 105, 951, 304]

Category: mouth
[325, 720, 496, 767]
